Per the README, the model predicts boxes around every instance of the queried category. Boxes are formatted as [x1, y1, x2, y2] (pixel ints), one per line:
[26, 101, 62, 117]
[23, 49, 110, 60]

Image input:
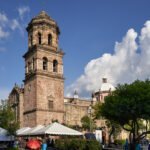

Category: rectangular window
[48, 100, 53, 109]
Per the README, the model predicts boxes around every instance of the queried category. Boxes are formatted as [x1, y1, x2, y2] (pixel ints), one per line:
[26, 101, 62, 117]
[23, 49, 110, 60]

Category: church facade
[8, 11, 114, 128]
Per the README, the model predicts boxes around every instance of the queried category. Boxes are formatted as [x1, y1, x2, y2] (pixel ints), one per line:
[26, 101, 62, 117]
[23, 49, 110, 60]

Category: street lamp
[88, 105, 92, 132]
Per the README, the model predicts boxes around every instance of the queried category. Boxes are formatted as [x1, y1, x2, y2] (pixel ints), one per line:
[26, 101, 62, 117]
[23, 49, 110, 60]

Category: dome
[33, 11, 51, 20]
[100, 82, 115, 92]
[26, 11, 60, 34]
[100, 78, 115, 92]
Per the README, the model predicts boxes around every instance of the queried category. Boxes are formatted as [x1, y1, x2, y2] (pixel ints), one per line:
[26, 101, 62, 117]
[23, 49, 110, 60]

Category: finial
[73, 90, 79, 99]
[102, 77, 107, 83]
[39, 11, 48, 16]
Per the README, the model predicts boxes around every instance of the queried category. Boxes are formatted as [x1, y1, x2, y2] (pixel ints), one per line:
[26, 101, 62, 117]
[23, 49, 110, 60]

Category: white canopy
[0, 127, 7, 135]
[16, 127, 31, 136]
[21, 125, 44, 136]
[33, 122, 83, 136]
[0, 127, 14, 141]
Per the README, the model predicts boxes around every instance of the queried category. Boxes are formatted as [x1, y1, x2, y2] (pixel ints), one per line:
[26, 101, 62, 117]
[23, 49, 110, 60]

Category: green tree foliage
[94, 80, 150, 149]
[0, 105, 19, 135]
[81, 115, 96, 132]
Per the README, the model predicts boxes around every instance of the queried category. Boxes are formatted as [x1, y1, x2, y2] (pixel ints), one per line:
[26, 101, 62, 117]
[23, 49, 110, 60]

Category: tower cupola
[26, 11, 60, 50]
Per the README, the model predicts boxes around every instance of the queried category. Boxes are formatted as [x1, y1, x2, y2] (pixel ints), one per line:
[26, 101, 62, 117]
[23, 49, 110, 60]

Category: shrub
[86, 140, 102, 150]
[55, 139, 66, 150]
[55, 138, 102, 150]
[8, 148, 19, 150]
[114, 139, 125, 145]
[69, 139, 86, 150]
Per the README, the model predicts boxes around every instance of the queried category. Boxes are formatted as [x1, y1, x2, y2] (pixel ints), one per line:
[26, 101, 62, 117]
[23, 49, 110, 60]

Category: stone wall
[64, 98, 91, 126]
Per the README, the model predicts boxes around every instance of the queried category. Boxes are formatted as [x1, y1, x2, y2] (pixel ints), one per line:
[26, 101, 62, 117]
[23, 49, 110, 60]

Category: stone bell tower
[23, 11, 64, 127]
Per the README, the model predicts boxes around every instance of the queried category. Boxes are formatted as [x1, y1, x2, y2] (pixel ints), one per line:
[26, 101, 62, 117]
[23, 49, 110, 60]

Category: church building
[8, 11, 115, 128]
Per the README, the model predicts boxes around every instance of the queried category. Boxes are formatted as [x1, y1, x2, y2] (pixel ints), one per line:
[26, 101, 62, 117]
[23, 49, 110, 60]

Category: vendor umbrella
[27, 139, 41, 150]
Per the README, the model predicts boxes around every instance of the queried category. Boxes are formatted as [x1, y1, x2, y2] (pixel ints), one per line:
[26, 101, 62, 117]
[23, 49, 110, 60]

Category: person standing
[135, 142, 141, 150]
[124, 139, 128, 150]
[41, 139, 47, 150]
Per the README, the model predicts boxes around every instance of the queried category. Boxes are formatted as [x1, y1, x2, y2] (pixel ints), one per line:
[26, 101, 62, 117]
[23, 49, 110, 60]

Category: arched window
[43, 57, 48, 70]
[48, 34, 52, 45]
[38, 33, 42, 45]
[53, 60, 58, 72]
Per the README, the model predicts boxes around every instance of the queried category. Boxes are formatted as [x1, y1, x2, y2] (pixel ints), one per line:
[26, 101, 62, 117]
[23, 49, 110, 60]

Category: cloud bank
[66, 21, 150, 98]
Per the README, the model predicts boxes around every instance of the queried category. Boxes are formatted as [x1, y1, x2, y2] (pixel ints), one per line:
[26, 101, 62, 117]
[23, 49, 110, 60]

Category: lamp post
[88, 105, 92, 132]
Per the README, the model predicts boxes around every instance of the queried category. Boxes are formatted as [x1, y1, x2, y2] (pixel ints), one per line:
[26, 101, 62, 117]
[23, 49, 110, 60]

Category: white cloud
[0, 13, 8, 26]
[66, 21, 150, 98]
[0, 26, 9, 38]
[11, 19, 21, 30]
[0, 13, 9, 39]
[18, 6, 30, 20]
[11, 19, 24, 35]
[0, 87, 10, 100]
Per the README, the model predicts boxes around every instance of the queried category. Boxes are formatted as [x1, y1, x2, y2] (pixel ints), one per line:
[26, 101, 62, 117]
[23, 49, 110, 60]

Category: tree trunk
[130, 122, 136, 150]
[108, 133, 112, 145]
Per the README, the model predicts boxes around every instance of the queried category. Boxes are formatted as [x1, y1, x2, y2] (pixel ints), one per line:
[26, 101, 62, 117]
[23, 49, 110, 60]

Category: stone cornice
[64, 103, 90, 108]
[24, 70, 65, 83]
[23, 108, 64, 115]
[23, 45, 65, 59]
[27, 21, 59, 34]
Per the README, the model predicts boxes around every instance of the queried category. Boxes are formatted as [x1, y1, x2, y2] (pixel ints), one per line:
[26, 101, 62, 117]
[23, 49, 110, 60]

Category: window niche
[48, 100, 53, 109]
[38, 33, 42, 45]
[53, 60, 58, 72]
[28, 62, 32, 72]
[47, 95, 54, 110]
[43, 57, 48, 70]
[48, 34, 52, 45]
[30, 35, 33, 46]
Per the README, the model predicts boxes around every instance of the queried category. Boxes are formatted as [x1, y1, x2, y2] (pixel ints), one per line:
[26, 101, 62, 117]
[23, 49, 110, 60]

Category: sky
[1, 0, 150, 99]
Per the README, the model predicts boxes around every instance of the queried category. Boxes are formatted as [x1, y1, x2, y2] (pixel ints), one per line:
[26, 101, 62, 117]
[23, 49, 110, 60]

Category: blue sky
[1, 0, 150, 99]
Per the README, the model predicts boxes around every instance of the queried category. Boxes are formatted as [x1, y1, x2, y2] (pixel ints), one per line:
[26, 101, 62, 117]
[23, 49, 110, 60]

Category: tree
[0, 105, 19, 136]
[94, 102, 121, 144]
[94, 80, 150, 149]
[81, 115, 96, 132]
[105, 120, 121, 144]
